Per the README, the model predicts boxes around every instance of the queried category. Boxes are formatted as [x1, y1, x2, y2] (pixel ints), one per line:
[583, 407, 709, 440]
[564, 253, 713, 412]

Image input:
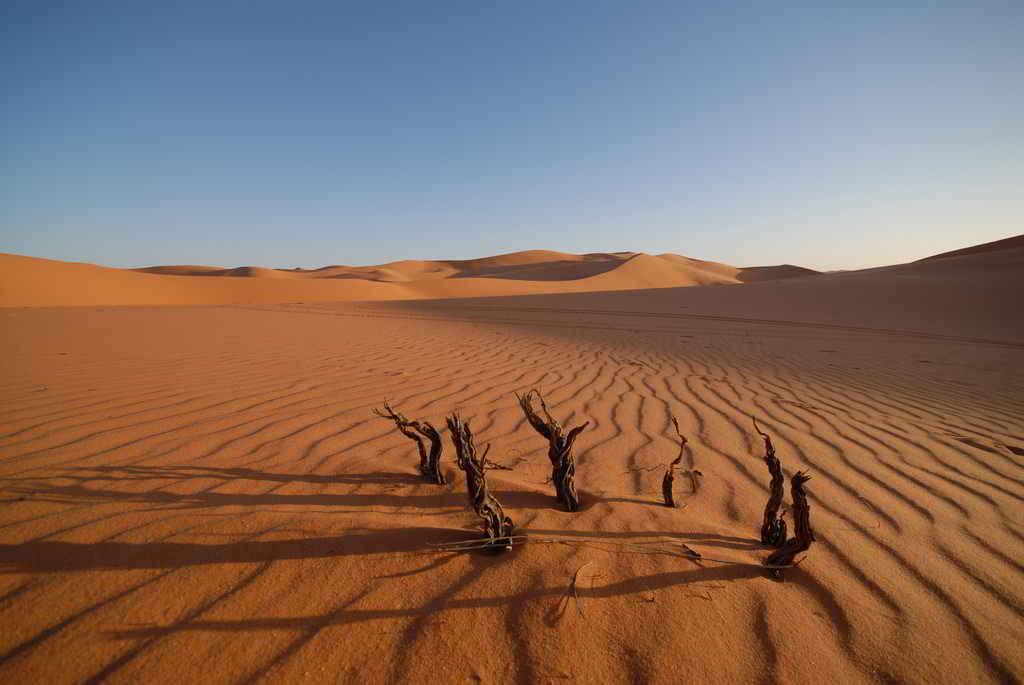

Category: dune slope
[918, 233, 1024, 262]
[1, 251, 758, 307]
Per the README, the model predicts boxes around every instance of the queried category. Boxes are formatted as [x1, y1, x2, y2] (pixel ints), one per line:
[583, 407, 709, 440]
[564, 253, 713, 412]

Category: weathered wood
[662, 470, 677, 508]
[754, 418, 787, 547]
[764, 471, 815, 577]
[517, 389, 589, 512]
[662, 416, 688, 507]
[410, 420, 445, 485]
[373, 401, 446, 485]
[446, 412, 514, 550]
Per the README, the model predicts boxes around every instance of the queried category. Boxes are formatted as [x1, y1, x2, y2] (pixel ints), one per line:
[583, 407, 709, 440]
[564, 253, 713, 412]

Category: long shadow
[7, 480, 583, 515]
[109, 562, 769, 641]
[0, 526, 466, 573]
[4, 465, 423, 487]
[494, 487, 685, 512]
[6, 464, 597, 514]
[522, 526, 763, 551]
[6, 483, 466, 511]
[17, 468, 717, 513]
[0, 518, 764, 574]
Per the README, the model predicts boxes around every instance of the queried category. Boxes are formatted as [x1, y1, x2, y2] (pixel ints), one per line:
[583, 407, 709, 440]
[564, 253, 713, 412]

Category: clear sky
[2, 1, 1021, 271]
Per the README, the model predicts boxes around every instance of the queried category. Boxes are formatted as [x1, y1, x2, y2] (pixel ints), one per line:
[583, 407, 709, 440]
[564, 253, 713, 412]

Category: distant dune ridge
[131, 249, 795, 285]
[2, 235, 1021, 310]
[1, 248, 825, 307]
[916, 233, 1024, 262]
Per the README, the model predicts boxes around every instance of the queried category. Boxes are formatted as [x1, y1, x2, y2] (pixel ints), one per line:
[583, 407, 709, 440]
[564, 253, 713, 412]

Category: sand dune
[919, 233, 1024, 262]
[735, 264, 820, 282]
[0, 236, 1021, 683]
[134, 265, 230, 276]
[0, 253, 407, 307]
[0, 250, 814, 308]
[422, 242, 1022, 344]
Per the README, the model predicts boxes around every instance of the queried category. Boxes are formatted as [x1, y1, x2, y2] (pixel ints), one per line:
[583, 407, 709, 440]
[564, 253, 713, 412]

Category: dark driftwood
[517, 389, 589, 512]
[754, 418, 787, 547]
[662, 416, 689, 507]
[764, 471, 815, 577]
[446, 412, 514, 549]
[373, 402, 446, 485]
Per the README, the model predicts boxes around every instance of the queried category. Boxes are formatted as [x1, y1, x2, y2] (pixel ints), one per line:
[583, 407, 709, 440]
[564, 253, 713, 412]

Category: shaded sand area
[1, 242, 1023, 683]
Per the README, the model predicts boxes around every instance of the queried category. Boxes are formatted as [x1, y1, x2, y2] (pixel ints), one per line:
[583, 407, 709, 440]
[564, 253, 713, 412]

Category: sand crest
[1, 249, 821, 308]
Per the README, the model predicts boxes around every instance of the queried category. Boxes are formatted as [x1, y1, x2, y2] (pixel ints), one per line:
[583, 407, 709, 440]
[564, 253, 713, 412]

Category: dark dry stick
[517, 389, 589, 512]
[764, 471, 815, 577]
[373, 401, 446, 485]
[411, 420, 445, 485]
[662, 416, 689, 507]
[754, 418, 787, 547]
[446, 412, 514, 550]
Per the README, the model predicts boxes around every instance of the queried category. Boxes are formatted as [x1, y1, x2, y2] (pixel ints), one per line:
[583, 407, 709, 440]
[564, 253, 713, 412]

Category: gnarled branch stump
[662, 416, 688, 507]
[517, 389, 589, 512]
[373, 401, 446, 485]
[764, 471, 815, 577]
[446, 412, 514, 549]
[754, 418, 787, 547]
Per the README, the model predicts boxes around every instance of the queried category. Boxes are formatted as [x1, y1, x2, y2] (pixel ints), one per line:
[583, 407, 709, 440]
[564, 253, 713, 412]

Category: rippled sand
[1, 242, 1022, 683]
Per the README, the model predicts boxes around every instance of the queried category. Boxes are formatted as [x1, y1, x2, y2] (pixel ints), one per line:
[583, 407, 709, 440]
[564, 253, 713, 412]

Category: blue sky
[2, 1, 1021, 271]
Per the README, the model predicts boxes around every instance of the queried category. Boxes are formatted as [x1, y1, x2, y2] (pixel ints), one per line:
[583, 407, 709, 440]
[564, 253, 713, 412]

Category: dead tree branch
[754, 418, 787, 547]
[446, 412, 514, 549]
[662, 416, 688, 507]
[517, 389, 589, 512]
[373, 401, 446, 485]
[764, 471, 815, 577]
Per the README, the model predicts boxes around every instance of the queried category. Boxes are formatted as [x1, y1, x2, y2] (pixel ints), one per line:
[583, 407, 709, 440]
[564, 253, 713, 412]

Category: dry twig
[517, 389, 589, 512]
[373, 401, 446, 485]
[446, 412, 514, 550]
[754, 418, 787, 546]
[764, 471, 815, 577]
[662, 417, 685, 507]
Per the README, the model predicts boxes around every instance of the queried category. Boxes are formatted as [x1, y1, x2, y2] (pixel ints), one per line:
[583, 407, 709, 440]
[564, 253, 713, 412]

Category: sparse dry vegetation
[446, 412, 514, 549]
[764, 471, 815, 577]
[662, 416, 688, 507]
[517, 389, 589, 512]
[754, 418, 787, 547]
[377, 398, 816, 577]
[373, 401, 446, 485]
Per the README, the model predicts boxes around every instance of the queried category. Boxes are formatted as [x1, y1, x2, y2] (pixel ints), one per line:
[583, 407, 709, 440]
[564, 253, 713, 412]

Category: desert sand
[0, 250, 817, 308]
[1, 238, 1022, 683]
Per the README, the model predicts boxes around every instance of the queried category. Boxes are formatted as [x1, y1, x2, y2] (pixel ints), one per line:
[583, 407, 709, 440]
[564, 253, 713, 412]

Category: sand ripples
[0, 303, 1021, 682]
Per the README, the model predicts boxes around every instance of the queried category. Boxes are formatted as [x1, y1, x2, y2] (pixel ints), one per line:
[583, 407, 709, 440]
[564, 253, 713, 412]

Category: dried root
[764, 471, 815, 577]
[754, 418, 787, 547]
[517, 389, 589, 512]
[662, 416, 689, 507]
[373, 401, 446, 485]
[446, 412, 514, 550]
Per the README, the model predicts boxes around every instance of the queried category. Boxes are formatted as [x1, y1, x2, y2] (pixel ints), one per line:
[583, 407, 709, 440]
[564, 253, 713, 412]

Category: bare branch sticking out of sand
[517, 389, 589, 512]
[373, 401, 446, 485]
[662, 416, 687, 507]
[446, 412, 514, 550]
[764, 471, 815, 578]
[754, 418, 787, 547]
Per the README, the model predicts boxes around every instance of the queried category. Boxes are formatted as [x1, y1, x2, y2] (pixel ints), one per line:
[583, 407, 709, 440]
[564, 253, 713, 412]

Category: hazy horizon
[7, 235, 1021, 274]
[3, 2, 1021, 272]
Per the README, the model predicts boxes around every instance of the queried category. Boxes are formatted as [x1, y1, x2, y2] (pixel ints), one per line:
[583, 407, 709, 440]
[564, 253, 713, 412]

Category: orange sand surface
[1, 240, 1022, 683]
